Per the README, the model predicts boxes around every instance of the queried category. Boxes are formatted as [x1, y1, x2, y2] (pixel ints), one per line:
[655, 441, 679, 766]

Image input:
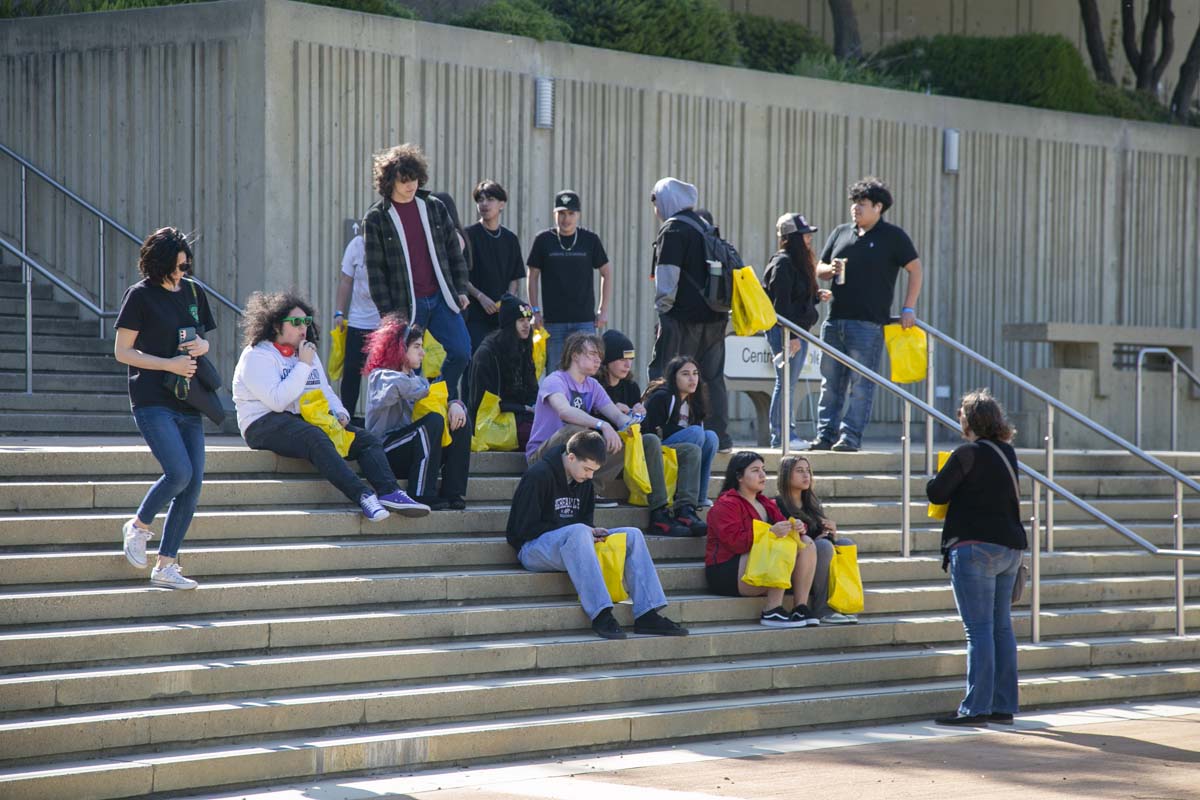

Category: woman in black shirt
[467, 294, 538, 449]
[926, 389, 1028, 727]
[598, 330, 644, 415]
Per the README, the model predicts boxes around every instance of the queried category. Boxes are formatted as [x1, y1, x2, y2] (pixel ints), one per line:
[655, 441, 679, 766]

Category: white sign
[724, 335, 821, 381]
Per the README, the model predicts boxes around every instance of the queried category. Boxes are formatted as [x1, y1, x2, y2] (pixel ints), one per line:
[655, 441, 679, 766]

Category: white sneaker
[150, 562, 198, 590]
[359, 493, 391, 522]
[821, 612, 859, 625]
[122, 519, 153, 568]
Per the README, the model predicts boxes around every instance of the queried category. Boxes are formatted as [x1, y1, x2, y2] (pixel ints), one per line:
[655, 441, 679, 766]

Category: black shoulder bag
[979, 438, 1030, 605]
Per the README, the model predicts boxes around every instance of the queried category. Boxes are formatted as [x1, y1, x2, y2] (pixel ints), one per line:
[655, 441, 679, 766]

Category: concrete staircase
[0, 443, 1197, 800]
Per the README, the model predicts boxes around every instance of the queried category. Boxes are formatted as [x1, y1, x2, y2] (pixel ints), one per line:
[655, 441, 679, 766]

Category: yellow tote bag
[742, 519, 803, 589]
[298, 389, 356, 457]
[927, 450, 952, 520]
[594, 531, 629, 603]
[628, 445, 678, 507]
[412, 380, 453, 447]
[423, 330, 447, 381]
[532, 327, 550, 379]
[619, 424, 652, 501]
[883, 324, 927, 383]
[470, 391, 518, 452]
[826, 543, 864, 614]
[327, 322, 347, 381]
[731, 266, 778, 336]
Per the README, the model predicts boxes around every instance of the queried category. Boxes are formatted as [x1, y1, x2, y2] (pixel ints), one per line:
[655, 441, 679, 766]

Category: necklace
[481, 221, 502, 239]
[555, 227, 578, 252]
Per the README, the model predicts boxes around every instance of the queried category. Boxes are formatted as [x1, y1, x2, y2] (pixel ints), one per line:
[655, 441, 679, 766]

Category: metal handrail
[1135, 347, 1200, 450]
[775, 313, 1200, 642]
[0, 237, 114, 318]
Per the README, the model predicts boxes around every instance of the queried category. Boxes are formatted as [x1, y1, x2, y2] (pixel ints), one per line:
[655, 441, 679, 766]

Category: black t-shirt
[819, 219, 918, 324]
[465, 222, 525, 326]
[603, 376, 641, 409]
[526, 227, 608, 324]
[654, 210, 725, 323]
[114, 278, 216, 411]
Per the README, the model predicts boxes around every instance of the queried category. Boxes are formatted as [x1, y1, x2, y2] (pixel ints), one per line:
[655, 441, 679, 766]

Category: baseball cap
[554, 190, 581, 213]
[776, 213, 818, 238]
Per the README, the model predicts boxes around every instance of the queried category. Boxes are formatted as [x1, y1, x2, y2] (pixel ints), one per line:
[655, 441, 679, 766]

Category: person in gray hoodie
[648, 177, 731, 451]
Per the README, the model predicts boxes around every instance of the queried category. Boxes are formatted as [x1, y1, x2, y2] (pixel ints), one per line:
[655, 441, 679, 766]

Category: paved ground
[191, 700, 1200, 800]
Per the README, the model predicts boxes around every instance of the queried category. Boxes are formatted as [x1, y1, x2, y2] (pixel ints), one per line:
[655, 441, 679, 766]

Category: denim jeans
[517, 523, 668, 620]
[649, 315, 729, 448]
[664, 426, 718, 506]
[949, 542, 1023, 717]
[132, 405, 206, 558]
[816, 319, 884, 447]
[766, 325, 810, 447]
[338, 325, 374, 418]
[809, 535, 855, 617]
[544, 321, 596, 375]
[413, 294, 471, 402]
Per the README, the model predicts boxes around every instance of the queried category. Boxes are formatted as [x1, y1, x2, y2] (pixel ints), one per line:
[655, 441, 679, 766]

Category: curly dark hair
[719, 450, 765, 494]
[137, 227, 193, 285]
[373, 143, 429, 198]
[959, 388, 1016, 443]
[848, 176, 893, 213]
[642, 355, 708, 425]
[241, 291, 320, 349]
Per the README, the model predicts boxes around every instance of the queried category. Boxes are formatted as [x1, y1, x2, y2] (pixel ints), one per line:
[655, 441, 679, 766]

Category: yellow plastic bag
[884, 324, 927, 383]
[927, 450, 952, 520]
[594, 531, 629, 603]
[471, 391, 518, 452]
[826, 543, 864, 614]
[619, 423, 652, 500]
[298, 389, 356, 457]
[423, 330, 447, 381]
[327, 322, 347, 381]
[532, 327, 550, 379]
[412, 380, 453, 448]
[742, 519, 802, 589]
[731, 266, 778, 336]
[628, 445, 678, 507]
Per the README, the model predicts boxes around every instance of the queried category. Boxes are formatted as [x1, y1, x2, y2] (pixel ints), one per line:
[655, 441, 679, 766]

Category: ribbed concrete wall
[2, 0, 1198, 437]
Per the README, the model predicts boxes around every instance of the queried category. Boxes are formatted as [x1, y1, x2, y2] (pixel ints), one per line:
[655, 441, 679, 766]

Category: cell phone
[176, 326, 197, 351]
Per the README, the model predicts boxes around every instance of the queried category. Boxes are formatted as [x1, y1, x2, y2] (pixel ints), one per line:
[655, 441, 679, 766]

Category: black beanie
[498, 293, 527, 330]
[603, 329, 636, 364]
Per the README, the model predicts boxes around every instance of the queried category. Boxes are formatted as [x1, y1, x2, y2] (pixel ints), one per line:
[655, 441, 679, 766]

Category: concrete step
[2, 660, 1197, 800]
[0, 333, 116, 356]
[0, 412, 139, 435]
[0, 282, 54, 300]
[0, 371, 126, 394]
[0, 393, 130, 414]
[0, 297, 82, 318]
[0, 352, 120, 374]
[0, 317, 102, 337]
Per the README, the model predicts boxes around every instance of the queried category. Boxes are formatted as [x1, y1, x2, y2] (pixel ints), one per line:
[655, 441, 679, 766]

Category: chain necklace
[480, 220, 503, 239]
[555, 227, 578, 252]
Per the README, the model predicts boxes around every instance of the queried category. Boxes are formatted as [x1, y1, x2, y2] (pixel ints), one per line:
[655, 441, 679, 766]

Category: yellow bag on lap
[327, 323, 347, 381]
[884, 324, 927, 383]
[628, 445, 678, 507]
[412, 380, 453, 447]
[471, 391, 518, 452]
[731, 266, 777, 336]
[619, 423, 652, 500]
[594, 531, 629, 603]
[742, 519, 802, 589]
[827, 543, 865, 614]
[299, 390, 356, 457]
[927, 450, 952, 520]
[532, 327, 550, 379]
[423, 330, 447, 380]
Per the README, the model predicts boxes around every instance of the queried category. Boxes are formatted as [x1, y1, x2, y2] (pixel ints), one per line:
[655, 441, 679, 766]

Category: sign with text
[724, 335, 821, 381]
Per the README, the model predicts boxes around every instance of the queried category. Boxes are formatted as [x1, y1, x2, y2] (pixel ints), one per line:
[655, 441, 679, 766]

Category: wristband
[594, 420, 604, 432]
[902, 307, 915, 314]
[334, 311, 344, 318]
[531, 306, 541, 313]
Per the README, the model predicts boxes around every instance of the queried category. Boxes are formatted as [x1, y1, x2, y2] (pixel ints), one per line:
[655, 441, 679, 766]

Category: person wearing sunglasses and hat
[762, 213, 832, 450]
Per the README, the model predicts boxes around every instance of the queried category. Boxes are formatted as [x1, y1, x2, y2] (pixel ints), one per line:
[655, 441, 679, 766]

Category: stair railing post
[1135, 350, 1145, 448]
[901, 401, 911, 558]
[24, 255, 33, 395]
[1045, 403, 1055, 553]
[20, 164, 27, 252]
[98, 219, 106, 339]
[1031, 481, 1041, 644]
[924, 336, 934, 475]
[781, 327, 790, 456]
[1175, 480, 1185, 637]
[1171, 360, 1178, 451]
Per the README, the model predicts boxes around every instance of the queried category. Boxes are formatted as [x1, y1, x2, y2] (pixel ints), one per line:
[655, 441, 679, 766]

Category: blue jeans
[816, 319, 884, 447]
[766, 325, 810, 447]
[518, 523, 668, 620]
[413, 294, 471, 402]
[949, 542, 1023, 717]
[132, 405, 206, 559]
[664, 426, 718, 506]
[544, 321, 596, 375]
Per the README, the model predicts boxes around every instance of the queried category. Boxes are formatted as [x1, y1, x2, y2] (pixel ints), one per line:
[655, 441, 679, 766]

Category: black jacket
[506, 445, 596, 550]
[642, 386, 697, 441]
[762, 250, 819, 330]
[467, 328, 538, 419]
[926, 439, 1028, 554]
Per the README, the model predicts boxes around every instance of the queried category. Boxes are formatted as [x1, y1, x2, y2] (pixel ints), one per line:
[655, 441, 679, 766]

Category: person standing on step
[232, 291, 427, 521]
[467, 294, 539, 451]
[507, 429, 689, 640]
[811, 177, 922, 453]
[463, 180, 525, 353]
[762, 213, 832, 450]
[363, 144, 472, 402]
[114, 227, 214, 590]
[363, 313, 471, 510]
[927, 389, 1027, 727]
[775, 455, 857, 625]
[642, 355, 720, 509]
[333, 228, 380, 423]
[526, 189, 613, 371]
[704, 451, 820, 628]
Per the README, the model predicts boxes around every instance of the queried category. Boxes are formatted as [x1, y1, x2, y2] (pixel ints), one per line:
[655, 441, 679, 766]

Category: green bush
[548, 0, 741, 67]
[1, 0, 416, 16]
[451, 0, 570, 42]
[734, 12, 830, 74]
[1093, 83, 1170, 123]
[793, 52, 922, 92]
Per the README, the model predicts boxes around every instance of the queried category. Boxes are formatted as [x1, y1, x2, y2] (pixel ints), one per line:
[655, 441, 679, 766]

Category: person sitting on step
[466, 294, 538, 450]
[506, 429, 688, 640]
[641, 355, 719, 509]
[362, 313, 471, 510]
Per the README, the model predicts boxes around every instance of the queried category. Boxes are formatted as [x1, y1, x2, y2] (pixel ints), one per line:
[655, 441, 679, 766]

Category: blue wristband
[902, 307, 915, 314]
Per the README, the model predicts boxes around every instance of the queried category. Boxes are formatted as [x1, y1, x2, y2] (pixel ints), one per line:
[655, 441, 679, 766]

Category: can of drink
[834, 258, 847, 285]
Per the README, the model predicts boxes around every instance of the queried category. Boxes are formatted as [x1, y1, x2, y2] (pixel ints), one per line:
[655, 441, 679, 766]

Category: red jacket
[705, 489, 785, 566]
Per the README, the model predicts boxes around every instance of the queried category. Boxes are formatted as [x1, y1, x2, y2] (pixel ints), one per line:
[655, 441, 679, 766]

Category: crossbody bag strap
[979, 438, 1020, 507]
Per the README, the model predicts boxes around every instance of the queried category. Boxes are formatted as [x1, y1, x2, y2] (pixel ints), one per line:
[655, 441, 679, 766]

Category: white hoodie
[231, 341, 347, 436]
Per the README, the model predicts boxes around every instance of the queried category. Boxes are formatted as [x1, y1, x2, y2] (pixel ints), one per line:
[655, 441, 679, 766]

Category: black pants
[381, 411, 470, 500]
[339, 325, 372, 418]
[649, 314, 729, 447]
[244, 412, 400, 503]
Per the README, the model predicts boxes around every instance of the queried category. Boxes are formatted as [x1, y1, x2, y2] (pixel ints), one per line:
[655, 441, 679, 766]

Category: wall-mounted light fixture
[943, 128, 960, 174]
[535, 77, 554, 129]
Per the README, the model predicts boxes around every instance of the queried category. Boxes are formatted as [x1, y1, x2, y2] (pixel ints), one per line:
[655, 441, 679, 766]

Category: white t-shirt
[341, 235, 381, 329]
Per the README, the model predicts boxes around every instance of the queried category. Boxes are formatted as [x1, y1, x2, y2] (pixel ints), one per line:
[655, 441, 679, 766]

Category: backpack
[656, 213, 741, 314]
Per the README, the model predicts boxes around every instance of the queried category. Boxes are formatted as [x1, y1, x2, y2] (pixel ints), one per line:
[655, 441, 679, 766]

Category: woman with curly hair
[466, 294, 538, 449]
[231, 291, 427, 521]
[364, 313, 470, 510]
[642, 355, 719, 508]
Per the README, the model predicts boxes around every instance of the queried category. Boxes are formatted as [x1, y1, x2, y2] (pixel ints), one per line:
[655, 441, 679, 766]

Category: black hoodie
[467, 294, 538, 418]
[506, 444, 596, 550]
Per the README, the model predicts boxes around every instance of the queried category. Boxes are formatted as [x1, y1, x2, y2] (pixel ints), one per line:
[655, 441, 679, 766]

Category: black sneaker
[808, 438, 834, 451]
[595, 496, 619, 508]
[988, 712, 1014, 724]
[760, 606, 805, 628]
[416, 495, 451, 511]
[935, 713, 989, 727]
[633, 610, 688, 636]
[674, 505, 707, 537]
[444, 496, 467, 511]
[831, 438, 859, 452]
[790, 604, 820, 626]
[591, 608, 626, 640]
[647, 507, 692, 537]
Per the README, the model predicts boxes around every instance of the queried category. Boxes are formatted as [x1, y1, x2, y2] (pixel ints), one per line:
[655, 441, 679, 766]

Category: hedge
[547, 0, 741, 67]
[452, 0, 569, 42]
[734, 12, 830, 74]
[1, 0, 415, 17]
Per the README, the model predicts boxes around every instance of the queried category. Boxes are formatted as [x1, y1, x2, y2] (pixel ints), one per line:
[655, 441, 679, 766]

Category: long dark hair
[241, 291, 320, 349]
[779, 232, 817, 303]
[642, 355, 708, 424]
[776, 455, 825, 532]
[719, 451, 764, 494]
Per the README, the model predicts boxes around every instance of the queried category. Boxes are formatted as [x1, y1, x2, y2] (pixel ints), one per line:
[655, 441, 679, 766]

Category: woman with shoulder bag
[926, 389, 1028, 726]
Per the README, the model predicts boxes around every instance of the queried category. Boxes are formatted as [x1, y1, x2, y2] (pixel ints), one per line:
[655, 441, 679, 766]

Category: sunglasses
[519, 307, 533, 319]
[282, 316, 313, 327]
